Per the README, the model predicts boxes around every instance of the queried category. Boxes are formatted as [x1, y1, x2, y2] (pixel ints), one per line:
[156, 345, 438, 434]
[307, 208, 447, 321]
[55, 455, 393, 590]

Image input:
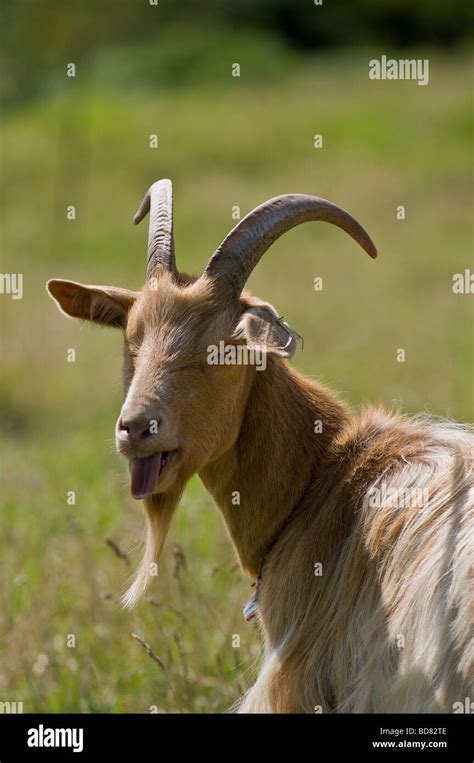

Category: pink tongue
[131, 454, 162, 499]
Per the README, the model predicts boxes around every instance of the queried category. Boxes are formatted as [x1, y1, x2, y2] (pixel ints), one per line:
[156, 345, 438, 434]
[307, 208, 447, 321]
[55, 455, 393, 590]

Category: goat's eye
[127, 347, 139, 365]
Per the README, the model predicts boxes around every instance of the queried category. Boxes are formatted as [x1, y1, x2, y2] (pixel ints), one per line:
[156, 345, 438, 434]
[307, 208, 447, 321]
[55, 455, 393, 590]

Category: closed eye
[125, 345, 140, 368]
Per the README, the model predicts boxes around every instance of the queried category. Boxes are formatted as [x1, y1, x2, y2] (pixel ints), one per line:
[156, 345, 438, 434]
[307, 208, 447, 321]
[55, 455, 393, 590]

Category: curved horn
[204, 194, 377, 296]
[133, 179, 176, 278]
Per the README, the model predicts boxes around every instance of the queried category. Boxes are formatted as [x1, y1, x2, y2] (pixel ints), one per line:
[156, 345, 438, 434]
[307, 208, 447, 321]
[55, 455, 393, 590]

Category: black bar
[0, 713, 471, 760]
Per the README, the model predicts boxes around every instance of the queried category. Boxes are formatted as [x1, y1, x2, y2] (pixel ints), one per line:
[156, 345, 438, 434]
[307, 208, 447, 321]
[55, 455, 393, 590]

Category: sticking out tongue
[131, 454, 163, 500]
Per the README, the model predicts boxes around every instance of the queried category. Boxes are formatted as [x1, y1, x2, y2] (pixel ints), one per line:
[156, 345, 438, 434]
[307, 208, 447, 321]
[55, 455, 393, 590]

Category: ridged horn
[204, 194, 377, 296]
[133, 179, 176, 278]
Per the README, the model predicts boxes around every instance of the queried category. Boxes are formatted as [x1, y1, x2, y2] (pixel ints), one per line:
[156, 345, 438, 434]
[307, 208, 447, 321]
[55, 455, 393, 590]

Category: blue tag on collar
[243, 589, 259, 621]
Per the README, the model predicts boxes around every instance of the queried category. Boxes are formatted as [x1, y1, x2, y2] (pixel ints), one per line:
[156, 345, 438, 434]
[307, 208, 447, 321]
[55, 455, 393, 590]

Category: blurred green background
[0, 1, 472, 712]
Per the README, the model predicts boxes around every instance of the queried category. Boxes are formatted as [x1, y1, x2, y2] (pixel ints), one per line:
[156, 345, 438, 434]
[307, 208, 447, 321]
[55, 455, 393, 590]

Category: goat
[47, 179, 473, 713]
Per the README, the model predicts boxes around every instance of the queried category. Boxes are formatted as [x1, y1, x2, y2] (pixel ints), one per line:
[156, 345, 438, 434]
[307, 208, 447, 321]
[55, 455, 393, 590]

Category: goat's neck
[199, 358, 349, 578]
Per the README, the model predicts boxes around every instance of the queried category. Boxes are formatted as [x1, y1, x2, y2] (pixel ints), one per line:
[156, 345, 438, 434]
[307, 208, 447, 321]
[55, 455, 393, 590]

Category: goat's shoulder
[326, 406, 472, 490]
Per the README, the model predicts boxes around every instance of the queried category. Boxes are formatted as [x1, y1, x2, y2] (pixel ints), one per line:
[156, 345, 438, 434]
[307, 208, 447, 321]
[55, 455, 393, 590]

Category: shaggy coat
[47, 183, 474, 713]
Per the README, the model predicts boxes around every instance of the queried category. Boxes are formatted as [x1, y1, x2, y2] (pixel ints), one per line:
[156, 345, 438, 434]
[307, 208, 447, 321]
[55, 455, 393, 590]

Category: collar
[242, 496, 303, 622]
[243, 576, 261, 622]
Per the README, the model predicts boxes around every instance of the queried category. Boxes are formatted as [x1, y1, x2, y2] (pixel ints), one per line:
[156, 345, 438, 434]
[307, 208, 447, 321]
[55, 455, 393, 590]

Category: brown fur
[47, 268, 474, 713]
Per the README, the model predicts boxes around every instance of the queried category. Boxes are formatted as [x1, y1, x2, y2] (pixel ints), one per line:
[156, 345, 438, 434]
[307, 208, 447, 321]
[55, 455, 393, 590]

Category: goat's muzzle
[115, 410, 181, 498]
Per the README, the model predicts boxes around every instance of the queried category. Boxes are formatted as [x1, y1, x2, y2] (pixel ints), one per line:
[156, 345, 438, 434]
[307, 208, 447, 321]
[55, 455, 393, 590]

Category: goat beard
[121, 480, 186, 609]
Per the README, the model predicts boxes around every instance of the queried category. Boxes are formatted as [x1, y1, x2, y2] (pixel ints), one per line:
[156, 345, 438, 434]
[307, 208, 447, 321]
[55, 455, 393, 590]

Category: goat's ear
[46, 279, 137, 328]
[235, 303, 300, 358]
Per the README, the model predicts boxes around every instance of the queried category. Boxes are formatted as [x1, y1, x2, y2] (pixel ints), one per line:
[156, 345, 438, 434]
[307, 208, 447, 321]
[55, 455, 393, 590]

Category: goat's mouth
[130, 450, 179, 500]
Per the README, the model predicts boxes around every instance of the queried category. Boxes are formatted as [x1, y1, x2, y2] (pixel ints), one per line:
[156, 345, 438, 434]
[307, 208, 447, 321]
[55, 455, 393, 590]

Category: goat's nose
[118, 415, 160, 441]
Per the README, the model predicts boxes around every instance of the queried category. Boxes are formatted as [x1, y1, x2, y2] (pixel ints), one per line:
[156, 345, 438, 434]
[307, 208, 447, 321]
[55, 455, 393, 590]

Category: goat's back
[246, 409, 474, 713]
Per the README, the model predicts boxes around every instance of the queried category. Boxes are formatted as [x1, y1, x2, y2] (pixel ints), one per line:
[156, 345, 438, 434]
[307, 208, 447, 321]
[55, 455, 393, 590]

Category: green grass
[0, 49, 472, 712]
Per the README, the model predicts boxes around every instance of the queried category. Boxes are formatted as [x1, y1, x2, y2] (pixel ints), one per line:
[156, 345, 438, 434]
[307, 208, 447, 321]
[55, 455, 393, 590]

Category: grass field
[0, 48, 472, 712]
